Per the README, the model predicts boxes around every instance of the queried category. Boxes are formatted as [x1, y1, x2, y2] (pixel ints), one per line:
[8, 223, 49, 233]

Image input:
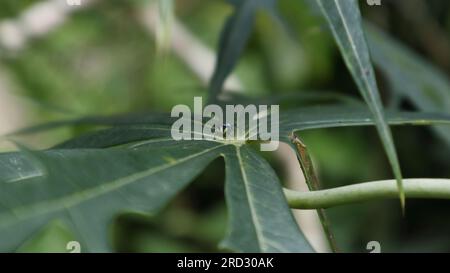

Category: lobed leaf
[1, 106, 449, 252]
[0, 141, 225, 251]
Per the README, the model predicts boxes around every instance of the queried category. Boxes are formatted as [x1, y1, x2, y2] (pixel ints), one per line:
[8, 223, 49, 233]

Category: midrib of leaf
[333, 1, 376, 105]
[330, 2, 392, 142]
[316, 0, 404, 208]
[235, 146, 265, 251]
[126, 138, 176, 148]
[0, 144, 226, 229]
[234, 146, 291, 252]
[280, 112, 450, 132]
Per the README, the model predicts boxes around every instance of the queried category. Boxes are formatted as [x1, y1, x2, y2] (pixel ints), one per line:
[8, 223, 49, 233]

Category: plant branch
[285, 179, 450, 209]
[290, 133, 339, 253]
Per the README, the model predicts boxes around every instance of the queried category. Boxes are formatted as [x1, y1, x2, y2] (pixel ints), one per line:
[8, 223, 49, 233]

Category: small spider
[222, 123, 232, 134]
[216, 123, 232, 138]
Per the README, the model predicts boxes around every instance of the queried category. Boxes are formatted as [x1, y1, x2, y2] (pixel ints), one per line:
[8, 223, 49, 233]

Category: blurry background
[0, 0, 449, 252]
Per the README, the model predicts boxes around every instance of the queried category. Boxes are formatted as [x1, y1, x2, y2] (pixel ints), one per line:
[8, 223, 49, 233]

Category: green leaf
[221, 145, 313, 252]
[278, 106, 450, 139]
[27, 106, 450, 150]
[209, 0, 276, 100]
[0, 141, 225, 252]
[23, 106, 450, 150]
[0, 138, 313, 252]
[1, 107, 449, 252]
[9, 93, 362, 138]
[55, 125, 175, 149]
[239, 105, 450, 142]
[8, 112, 176, 136]
[366, 23, 450, 147]
[314, 0, 405, 208]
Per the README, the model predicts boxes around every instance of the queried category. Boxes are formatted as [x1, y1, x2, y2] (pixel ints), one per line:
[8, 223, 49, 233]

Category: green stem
[289, 133, 339, 253]
[285, 179, 450, 209]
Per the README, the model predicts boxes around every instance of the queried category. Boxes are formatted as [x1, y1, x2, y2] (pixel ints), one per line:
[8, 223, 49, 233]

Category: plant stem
[284, 179, 450, 209]
[290, 133, 339, 253]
